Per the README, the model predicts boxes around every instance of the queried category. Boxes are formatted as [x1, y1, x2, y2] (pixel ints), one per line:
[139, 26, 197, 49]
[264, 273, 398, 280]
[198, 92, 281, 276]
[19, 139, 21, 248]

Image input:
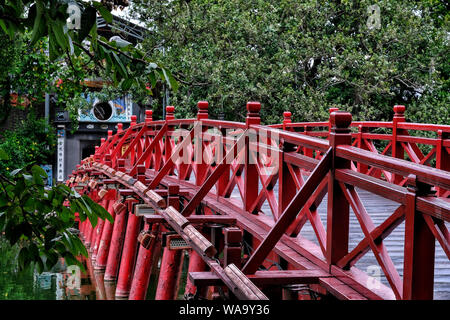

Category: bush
[0, 112, 56, 176]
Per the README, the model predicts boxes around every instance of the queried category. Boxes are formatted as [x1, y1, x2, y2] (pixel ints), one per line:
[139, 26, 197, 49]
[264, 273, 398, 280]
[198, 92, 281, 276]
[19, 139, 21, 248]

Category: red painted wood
[184, 250, 207, 297]
[72, 101, 450, 301]
[340, 183, 402, 299]
[115, 208, 142, 298]
[403, 191, 436, 300]
[189, 269, 331, 286]
[104, 201, 129, 281]
[95, 198, 117, 270]
[128, 223, 161, 300]
[326, 112, 352, 265]
[155, 248, 183, 300]
[242, 149, 331, 274]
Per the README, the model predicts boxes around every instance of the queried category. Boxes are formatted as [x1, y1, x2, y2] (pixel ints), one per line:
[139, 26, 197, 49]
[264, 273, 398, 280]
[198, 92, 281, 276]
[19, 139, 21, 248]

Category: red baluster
[326, 111, 352, 265]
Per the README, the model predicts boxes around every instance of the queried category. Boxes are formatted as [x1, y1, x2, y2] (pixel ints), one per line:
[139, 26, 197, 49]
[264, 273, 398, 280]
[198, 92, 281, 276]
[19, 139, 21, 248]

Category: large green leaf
[51, 21, 68, 50]
[121, 78, 134, 91]
[30, 2, 46, 45]
[78, 6, 97, 42]
[94, 3, 113, 23]
[112, 52, 128, 78]
[31, 165, 48, 184]
[82, 195, 113, 223]
[163, 68, 179, 92]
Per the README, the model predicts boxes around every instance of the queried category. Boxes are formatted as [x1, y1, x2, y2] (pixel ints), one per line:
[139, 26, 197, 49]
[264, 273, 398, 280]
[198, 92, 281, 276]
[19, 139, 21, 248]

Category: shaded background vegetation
[131, 0, 449, 125]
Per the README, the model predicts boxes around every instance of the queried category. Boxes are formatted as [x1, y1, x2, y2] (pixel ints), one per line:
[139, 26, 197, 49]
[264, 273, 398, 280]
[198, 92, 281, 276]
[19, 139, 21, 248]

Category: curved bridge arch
[69, 101, 449, 300]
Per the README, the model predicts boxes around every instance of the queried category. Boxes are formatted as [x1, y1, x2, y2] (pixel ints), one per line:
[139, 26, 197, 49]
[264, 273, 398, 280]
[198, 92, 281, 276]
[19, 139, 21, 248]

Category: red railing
[68, 101, 449, 300]
[272, 105, 450, 196]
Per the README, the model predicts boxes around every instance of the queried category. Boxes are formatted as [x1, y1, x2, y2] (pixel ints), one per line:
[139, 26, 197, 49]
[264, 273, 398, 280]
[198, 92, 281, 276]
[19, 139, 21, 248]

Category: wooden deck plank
[189, 270, 332, 286]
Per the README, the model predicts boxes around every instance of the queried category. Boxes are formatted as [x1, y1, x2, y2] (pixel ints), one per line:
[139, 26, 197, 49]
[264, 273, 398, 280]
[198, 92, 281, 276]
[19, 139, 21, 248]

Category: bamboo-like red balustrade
[68, 102, 449, 300]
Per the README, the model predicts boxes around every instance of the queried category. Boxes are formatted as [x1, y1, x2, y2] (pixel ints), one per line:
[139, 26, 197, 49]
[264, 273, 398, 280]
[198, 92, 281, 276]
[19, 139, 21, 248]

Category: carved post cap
[197, 101, 209, 120]
[330, 111, 352, 130]
[117, 123, 123, 133]
[246, 101, 261, 114]
[393, 105, 406, 116]
[283, 111, 292, 122]
[246, 101, 261, 126]
[107, 130, 113, 138]
[198, 101, 209, 110]
[145, 110, 153, 123]
[166, 105, 175, 120]
[131, 115, 137, 126]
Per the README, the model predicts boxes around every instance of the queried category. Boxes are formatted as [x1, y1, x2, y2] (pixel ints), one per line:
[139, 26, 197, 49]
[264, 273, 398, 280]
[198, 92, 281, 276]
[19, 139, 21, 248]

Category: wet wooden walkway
[258, 186, 450, 299]
[186, 173, 450, 299]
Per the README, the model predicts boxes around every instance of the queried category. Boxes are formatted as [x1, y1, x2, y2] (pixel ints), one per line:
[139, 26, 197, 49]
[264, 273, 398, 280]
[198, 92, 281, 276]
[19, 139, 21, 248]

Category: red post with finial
[164, 106, 175, 175]
[145, 109, 153, 123]
[166, 105, 175, 121]
[392, 105, 406, 184]
[185, 97, 211, 293]
[131, 115, 137, 126]
[326, 111, 352, 265]
[436, 130, 449, 196]
[195, 101, 209, 185]
[143, 110, 153, 169]
[128, 115, 138, 164]
[282, 111, 292, 131]
[244, 102, 261, 213]
[197, 101, 209, 120]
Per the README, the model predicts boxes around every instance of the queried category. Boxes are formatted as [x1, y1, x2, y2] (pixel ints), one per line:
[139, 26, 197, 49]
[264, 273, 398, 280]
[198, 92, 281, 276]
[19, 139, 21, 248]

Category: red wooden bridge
[68, 102, 449, 300]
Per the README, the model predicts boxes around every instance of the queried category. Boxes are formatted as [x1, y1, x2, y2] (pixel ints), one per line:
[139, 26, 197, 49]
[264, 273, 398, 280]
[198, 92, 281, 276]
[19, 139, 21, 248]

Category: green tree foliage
[0, 0, 178, 118]
[0, 31, 89, 125]
[0, 148, 112, 272]
[131, 0, 449, 124]
[0, 32, 21, 124]
[0, 112, 56, 176]
[0, 114, 111, 274]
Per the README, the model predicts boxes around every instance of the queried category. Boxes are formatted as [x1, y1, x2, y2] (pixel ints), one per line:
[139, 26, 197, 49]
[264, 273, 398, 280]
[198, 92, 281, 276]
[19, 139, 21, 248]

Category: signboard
[57, 128, 65, 182]
[78, 94, 132, 123]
